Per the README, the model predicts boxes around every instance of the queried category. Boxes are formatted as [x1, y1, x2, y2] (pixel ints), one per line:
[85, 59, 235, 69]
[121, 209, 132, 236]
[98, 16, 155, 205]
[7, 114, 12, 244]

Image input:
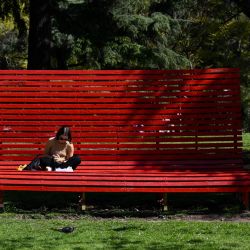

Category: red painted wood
[0, 72, 240, 80]
[0, 136, 242, 144]
[0, 159, 243, 166]
[0, 172, 249, 182]
[0, 142, 241, 149]
[0, 186, 246, 193]
[0, 125, 242, 132]
[0, 106, 241, 115]
[0, 84, 240, 92]
[0, 121, 242, 128]
[0, 68, 240, 74]
[0, 68, 246, 194]
[0, 168, 248, 175]
[0, 154, 243, 162]
[0, 177, 248, 186]
[0, 89, 241, 96]
[0, 100, 241, 108]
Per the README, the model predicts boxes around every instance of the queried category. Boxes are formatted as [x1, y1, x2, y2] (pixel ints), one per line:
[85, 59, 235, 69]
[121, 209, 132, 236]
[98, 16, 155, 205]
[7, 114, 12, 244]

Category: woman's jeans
[40, 155, 81, 170]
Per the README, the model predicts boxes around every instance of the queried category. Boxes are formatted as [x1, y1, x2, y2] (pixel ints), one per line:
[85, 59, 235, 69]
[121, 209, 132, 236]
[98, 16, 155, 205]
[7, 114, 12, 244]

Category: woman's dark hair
[55, 126, 72, 142]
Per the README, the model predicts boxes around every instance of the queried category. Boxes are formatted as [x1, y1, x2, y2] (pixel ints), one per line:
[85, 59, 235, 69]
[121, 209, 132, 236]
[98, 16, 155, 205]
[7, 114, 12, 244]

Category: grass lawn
[1, 216, 250, 250]
[243, 132, 250, 151]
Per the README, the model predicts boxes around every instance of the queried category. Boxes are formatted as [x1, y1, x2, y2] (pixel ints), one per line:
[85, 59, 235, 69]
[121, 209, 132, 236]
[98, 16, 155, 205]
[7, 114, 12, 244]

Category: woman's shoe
[17, 164, 27, 171]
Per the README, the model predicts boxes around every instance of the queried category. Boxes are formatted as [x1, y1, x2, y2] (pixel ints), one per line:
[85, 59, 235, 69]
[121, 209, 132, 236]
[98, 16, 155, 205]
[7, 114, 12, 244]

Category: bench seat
[0, 169, 249, 193]
[0, 68, 248, 209]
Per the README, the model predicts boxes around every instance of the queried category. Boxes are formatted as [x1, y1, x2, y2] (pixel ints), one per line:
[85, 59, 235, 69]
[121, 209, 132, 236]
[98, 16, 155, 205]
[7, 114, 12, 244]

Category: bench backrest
[0, 68, 242, 171]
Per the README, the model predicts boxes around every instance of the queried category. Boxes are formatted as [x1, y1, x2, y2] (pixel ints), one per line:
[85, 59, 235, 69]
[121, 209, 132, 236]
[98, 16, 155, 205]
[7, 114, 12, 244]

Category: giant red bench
[0, 68, 249, 210]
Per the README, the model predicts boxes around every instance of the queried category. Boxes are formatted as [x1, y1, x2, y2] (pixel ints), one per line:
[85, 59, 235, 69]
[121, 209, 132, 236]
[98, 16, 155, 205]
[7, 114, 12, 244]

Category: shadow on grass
[2, 191, 244, 219]
[0, 238, 36, 250]
[0, 237, 104, 250]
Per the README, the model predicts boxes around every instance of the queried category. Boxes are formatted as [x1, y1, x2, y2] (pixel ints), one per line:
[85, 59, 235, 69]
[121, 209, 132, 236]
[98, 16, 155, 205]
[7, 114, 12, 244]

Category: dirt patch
[8, 210, 250, 222]
[161, 212, 250, 222]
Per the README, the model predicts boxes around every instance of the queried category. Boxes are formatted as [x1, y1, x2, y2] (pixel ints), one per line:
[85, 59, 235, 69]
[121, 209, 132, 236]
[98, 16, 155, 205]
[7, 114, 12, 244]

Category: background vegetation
[0, 0, 249, 129]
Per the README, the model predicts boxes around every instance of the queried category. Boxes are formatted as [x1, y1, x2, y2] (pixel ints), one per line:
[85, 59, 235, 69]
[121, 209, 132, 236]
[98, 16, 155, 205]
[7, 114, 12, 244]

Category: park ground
[1, 210, 250, 250]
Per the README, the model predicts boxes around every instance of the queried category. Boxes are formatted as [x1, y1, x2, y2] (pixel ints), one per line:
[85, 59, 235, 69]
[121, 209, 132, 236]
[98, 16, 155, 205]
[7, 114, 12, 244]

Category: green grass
[243, 132, 250, 151]
[0, 216, 250, 250]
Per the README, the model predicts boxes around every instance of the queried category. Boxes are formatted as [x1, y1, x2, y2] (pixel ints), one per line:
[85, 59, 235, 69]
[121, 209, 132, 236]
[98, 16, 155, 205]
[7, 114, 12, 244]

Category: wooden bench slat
[0, 186, 247, 193]
[0, 106, 241, 114]
[0, 68, 240, 74]
[0, 136, 242, 144]
[0, 151, 243, 156]
[0, 132, 242, 139]
[0, 155, 243, 162]
[0, 119, 241, 126]
[0, 101, 241, 108]
[0, 84, 241, 92]
[0, 124, 242, 130]
[0, 142, 241, 149]
[0, 123, 243, 130]
[0, 101, 242, 110]
[0, 169, 248, 175]
[0, 171, 249, 181]
[0, 159, 243, 166]
[0, 119, 242, 126]
[0, 72, 240, 80]
[0, 178, 249, 187]
[0, 84, 240, 91]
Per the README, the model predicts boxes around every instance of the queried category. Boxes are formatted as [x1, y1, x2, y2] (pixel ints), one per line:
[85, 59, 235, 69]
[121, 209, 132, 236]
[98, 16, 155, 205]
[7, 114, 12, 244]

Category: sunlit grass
[0, 217, 250, 250]
[243, 133, 250, 151]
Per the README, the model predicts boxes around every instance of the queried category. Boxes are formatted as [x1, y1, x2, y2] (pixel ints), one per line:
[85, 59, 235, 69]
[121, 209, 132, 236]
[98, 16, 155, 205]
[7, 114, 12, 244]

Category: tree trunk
[233, 0, 250, 18]
[28, 0, 52, 69]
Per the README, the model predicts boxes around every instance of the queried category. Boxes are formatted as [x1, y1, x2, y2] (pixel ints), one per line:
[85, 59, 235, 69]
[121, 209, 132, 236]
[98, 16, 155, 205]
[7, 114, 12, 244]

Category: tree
[27, 0, 52, 69]
[233, 0, 250, 18]
[165, 0, 250, 130]
[0, 0, 28, 39]
[52, 0, 190, 69]
[0, 0, 28, 69]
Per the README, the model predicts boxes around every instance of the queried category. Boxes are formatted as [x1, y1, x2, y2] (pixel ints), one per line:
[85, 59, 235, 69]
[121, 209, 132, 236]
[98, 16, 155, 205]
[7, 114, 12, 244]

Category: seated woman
[39, 126, 81, 171]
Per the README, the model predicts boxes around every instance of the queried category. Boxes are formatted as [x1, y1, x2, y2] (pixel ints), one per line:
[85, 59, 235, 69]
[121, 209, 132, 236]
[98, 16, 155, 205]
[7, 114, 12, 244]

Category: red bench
[0, 68, 249, 210]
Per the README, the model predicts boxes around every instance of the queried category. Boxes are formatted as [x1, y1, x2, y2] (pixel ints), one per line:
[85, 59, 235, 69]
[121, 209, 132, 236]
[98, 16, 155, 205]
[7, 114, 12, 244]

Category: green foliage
[0, 0, 28, 38]
[0, 0, 28, 68]
[164, 0, 250, 130]
[52, 0, 190, 69]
